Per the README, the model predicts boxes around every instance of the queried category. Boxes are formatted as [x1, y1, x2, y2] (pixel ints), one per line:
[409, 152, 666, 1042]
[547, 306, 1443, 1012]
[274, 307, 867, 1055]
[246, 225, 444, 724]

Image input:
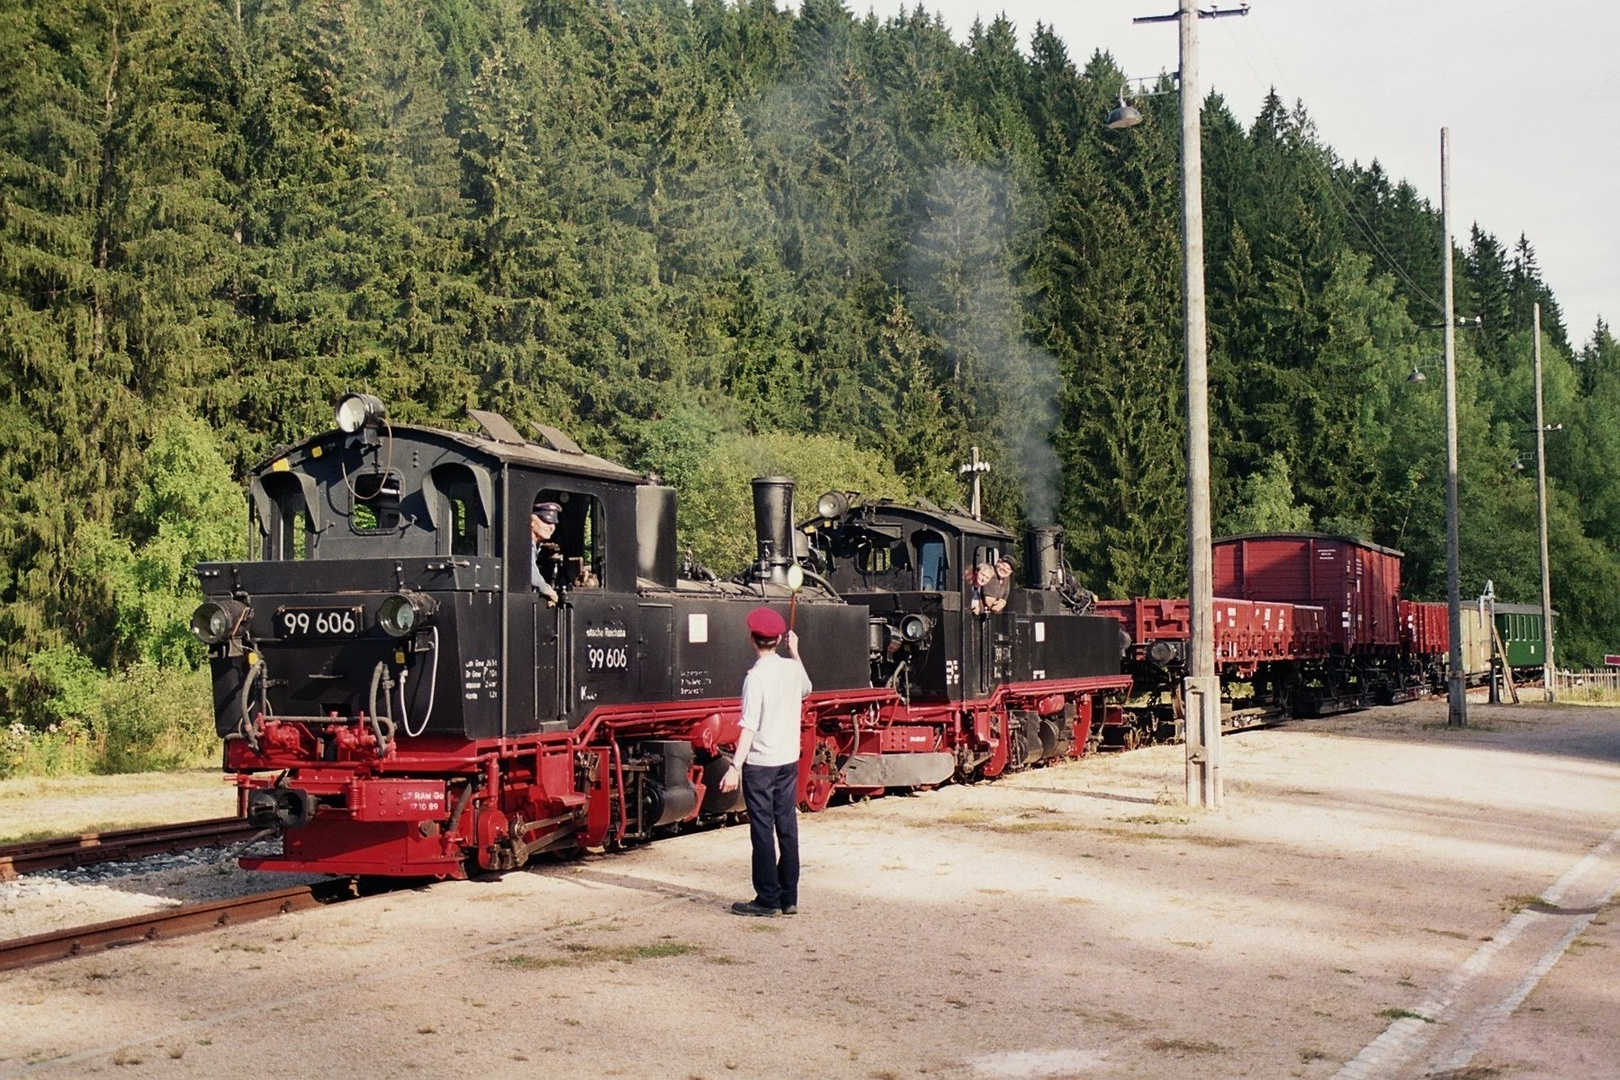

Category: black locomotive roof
[254, 420, 646, 485]
[833, 498, 1015, 542]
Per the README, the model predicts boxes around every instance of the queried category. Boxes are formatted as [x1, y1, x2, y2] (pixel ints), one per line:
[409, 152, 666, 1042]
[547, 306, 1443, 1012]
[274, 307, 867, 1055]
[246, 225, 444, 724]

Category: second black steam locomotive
[195, 396, 1130, 878]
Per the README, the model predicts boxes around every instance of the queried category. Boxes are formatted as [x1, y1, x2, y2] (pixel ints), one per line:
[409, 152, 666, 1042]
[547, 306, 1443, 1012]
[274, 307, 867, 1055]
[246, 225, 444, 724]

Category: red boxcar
[1400, 599, 1450, 656]
[1212, 534, 1403, 654]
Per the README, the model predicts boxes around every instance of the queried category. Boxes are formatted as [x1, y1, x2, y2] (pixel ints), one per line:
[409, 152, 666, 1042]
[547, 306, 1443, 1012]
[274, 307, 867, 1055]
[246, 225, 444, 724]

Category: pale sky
[849, 0, 1618, 348]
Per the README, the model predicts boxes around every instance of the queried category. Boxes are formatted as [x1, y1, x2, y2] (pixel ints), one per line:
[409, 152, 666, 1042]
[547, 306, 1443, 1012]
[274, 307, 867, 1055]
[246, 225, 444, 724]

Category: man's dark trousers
[741, 761, 799, 910]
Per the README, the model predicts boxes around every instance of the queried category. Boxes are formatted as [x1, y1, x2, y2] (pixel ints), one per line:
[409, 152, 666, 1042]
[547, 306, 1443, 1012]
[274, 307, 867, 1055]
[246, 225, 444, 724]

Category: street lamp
[1110, 0, 1248, 808]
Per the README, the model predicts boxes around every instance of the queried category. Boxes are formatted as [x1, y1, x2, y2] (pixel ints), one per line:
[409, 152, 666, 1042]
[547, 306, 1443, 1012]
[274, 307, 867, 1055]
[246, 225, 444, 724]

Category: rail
[0, 817, 263, 881]
[0, 883, 353, 972]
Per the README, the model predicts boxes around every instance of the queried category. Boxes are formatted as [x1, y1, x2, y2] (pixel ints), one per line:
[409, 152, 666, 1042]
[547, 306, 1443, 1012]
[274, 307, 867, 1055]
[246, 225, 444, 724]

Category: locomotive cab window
[348, 470, 404, 534]
[532, 489, 605, 590]
[970, 543, 1001, 578]
[429, 463, 488, 556]
[914, 531, 947, 591]
[255, 472, 318, 561]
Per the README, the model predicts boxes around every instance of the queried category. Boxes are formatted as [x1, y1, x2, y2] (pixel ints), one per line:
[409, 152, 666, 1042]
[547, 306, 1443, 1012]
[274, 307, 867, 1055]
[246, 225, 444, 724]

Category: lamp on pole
[1440, 127, 1466, 728]
[1111, 0, 1248, 808]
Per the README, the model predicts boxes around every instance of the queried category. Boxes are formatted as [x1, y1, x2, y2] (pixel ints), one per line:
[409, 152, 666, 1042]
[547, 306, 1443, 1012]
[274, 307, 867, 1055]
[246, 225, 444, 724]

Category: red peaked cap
[746, 606, 787, 638]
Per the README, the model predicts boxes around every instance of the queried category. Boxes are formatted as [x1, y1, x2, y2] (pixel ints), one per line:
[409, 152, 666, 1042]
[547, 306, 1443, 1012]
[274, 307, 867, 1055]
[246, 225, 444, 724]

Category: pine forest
[3, 0, 1618, 772]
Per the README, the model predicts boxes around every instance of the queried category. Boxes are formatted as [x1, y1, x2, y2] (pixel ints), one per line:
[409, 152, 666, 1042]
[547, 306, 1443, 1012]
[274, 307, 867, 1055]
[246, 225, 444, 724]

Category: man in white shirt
[720, 606, 811, 917]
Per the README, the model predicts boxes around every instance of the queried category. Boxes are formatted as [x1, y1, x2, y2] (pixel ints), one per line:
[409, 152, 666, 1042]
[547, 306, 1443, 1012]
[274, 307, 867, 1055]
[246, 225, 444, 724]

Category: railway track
[0, 881, 355, 972]
[0, 817, 263, 881]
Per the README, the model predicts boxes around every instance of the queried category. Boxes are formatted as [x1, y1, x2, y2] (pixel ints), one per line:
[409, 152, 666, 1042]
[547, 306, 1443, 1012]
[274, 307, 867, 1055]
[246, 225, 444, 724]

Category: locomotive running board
[840, 752, 954, 789]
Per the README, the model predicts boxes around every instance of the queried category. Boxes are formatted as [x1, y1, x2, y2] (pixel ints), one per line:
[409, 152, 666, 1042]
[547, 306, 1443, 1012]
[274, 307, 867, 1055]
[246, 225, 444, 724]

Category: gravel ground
[0, 700, 1616, 1080]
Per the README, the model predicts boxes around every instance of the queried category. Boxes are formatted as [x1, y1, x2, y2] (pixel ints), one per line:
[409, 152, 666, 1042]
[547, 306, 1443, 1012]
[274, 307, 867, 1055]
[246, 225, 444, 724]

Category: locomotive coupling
[245, 787, 316, 830]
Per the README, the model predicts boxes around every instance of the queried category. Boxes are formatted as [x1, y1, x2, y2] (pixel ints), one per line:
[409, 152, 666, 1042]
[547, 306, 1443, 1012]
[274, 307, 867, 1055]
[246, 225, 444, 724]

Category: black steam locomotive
[194, 395, 1129, 878]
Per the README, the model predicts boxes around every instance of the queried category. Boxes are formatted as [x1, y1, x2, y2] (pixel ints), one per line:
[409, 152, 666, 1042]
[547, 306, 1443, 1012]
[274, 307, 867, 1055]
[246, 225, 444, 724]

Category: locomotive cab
[801, 497, 1123, 705]
[196, 403, 657, 750]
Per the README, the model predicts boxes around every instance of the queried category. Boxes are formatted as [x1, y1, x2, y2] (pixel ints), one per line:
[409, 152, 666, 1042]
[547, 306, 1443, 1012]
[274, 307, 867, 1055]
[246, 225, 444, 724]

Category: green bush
[4, 648, 217, 778]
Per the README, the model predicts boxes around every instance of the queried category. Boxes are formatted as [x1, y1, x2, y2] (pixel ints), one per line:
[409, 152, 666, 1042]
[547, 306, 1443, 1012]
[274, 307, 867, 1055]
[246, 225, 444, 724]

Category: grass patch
[1145, 1037, 1226, 1056]
[938, 810, 996, 826]
[989, 821, 1080, 833]
[1504, 895, 1547, 913]
[1119, 814, 1190, 826]
[1377, 1008, 1433, 1023]
[497, 942, 702, 970]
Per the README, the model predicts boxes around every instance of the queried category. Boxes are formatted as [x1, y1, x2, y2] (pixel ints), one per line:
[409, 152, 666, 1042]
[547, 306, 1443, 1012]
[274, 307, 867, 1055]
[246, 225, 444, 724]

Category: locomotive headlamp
[900, 614, 933, 643]
[1147, 639, 1183, 668]
[378, 592, 437, 637]
[816, 491, 850, 520]
[335, 392, 387, 434]
[190, 599, 248, 645]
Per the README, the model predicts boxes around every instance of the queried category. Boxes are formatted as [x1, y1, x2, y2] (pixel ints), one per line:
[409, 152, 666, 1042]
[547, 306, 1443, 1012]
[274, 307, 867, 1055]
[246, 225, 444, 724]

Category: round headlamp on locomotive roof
[190, 599, 248, 645]
[816, 491, 850, 520]
[378, 592, 437, 637]
[335, 392, 387, 434]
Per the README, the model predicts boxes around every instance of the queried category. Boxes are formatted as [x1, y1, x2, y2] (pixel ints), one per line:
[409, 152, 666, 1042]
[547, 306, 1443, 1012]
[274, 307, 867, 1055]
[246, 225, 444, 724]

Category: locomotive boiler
[194, 396, 1131, 879]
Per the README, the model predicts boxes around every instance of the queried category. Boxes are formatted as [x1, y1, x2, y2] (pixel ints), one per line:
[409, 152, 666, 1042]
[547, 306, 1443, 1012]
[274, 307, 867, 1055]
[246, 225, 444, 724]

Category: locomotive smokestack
[1026, 526, 1064, 590]
[751, 476, 796, 580]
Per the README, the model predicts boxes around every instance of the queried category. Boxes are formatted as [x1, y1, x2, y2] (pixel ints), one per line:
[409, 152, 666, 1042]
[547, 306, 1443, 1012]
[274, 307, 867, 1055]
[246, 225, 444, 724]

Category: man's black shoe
[780, 904, 798, 916]
[730, 900, 780, 917]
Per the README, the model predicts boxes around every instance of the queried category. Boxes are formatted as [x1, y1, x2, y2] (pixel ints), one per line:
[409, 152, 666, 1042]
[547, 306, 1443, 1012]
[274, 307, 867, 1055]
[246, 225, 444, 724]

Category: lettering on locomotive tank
[463, 657, 499, 700]
[678, 671, 712, 697]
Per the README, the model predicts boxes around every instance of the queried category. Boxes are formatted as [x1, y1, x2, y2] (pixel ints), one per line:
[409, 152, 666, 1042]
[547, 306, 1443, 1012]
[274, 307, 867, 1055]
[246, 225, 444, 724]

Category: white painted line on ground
[1426, 869, 1620, 1076]
[1331, 824, 1620, 1080]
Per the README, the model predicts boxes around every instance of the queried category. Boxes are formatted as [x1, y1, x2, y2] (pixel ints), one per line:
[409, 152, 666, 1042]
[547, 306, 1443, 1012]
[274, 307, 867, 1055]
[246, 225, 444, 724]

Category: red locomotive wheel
[802, 738, 839, 812]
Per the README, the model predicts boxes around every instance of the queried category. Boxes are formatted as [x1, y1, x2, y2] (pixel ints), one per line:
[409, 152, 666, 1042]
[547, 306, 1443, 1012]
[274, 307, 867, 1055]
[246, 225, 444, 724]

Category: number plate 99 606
[277, 607, 364, 638]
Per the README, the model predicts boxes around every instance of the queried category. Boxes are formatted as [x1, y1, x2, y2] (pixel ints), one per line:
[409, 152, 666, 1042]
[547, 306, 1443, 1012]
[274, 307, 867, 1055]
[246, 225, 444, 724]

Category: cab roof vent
[467, 409, 527, 445]
[530, 421, 583, 455]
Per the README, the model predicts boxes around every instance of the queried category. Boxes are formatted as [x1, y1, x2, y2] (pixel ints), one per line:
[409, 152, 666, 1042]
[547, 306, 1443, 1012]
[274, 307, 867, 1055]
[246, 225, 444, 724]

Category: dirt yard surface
[1, 700, 1616, 1080]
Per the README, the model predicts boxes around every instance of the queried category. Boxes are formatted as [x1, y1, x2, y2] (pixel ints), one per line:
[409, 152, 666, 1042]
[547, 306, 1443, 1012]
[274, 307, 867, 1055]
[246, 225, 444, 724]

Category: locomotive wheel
[803, 771, 835, 813]
[802, 739, 838, 813]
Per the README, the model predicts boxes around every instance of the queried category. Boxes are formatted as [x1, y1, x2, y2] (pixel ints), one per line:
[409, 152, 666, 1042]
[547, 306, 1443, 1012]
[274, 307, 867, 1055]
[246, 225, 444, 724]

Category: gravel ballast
[1, 699, 1616, 1079]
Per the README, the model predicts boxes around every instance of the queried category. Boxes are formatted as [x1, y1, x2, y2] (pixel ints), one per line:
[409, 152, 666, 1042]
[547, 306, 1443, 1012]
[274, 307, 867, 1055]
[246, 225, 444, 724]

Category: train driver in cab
[530, 501, 562, 604]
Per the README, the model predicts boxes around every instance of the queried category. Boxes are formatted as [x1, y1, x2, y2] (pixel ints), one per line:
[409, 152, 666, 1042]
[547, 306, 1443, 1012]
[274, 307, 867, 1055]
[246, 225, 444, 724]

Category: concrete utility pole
[959, 447, 990, 521]
[1533, 302, 1556, 700]
[1128, 0, 1247, 807]
[1441, 128, 1466, 728]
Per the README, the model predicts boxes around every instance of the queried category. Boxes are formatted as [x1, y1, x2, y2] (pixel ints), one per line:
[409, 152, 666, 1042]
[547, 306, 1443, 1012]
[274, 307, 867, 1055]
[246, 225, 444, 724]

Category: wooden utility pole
[1533, 302, 1556, 700]
[1128, 0, 1247, 807]
[1441, 128, 1467, 728]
